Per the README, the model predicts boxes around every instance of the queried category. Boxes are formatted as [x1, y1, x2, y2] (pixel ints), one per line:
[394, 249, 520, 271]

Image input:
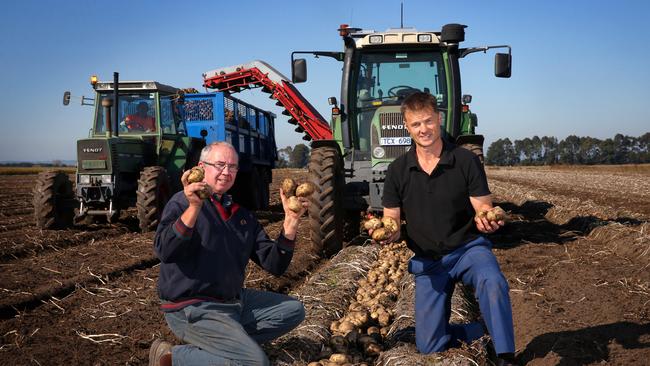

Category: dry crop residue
[0, 166, 648, 365]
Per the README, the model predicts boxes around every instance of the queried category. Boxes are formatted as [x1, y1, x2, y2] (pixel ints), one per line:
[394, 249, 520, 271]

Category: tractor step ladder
[202, 60, 332, 141]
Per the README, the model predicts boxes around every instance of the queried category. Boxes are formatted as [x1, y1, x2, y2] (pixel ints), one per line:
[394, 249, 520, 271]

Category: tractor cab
[350, 45, 448, 161]
[92, 80, 186, 137]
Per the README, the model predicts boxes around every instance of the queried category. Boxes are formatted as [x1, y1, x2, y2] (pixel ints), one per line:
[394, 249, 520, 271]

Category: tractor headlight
[417, 34, 433, 43]
[373, 147, 386, 159]
[79, 175, 90, 184]
[369, 35, 383, 44]
[101, 175, 112, 184]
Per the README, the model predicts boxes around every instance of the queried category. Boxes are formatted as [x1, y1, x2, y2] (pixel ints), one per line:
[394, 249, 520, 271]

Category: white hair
[199, 141, 238, 162]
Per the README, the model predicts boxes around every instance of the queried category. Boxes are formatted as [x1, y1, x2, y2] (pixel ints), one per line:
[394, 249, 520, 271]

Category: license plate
[380, 137, 411, 146]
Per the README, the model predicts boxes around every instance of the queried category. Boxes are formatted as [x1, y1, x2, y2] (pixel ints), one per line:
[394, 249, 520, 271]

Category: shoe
[149, 339, 173, 366]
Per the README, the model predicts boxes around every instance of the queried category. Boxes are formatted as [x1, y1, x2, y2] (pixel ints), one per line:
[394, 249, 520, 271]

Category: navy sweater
[154, 192, 295, 310]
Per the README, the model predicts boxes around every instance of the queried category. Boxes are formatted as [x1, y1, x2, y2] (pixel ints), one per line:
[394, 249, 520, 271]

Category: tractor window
[354, 51, 446, 107]
[352, 51, 447, 153]
[160, 96, 186, 135]
[95, 93, 157, 135]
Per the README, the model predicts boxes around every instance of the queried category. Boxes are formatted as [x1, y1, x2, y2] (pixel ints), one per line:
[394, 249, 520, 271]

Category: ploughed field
[0, 166, 648, 365]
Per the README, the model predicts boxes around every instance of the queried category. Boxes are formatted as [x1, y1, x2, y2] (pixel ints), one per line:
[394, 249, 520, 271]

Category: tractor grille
[372, 112, 410, 159]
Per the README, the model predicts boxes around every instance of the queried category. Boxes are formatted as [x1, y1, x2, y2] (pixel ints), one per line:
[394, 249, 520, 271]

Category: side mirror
[292, 59, 307, 83]
[495, 53, 512, 78]
[328, 97, 338, 106]
[462, 94, 472, 104]
[63, 91, 71, 106]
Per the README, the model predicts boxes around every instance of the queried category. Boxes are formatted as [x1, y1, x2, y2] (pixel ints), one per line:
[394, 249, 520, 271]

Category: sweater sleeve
[249, 218, 295, 276]
[154, 195, 200, 263]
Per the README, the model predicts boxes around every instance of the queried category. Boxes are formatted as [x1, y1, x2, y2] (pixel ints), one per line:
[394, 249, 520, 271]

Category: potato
[475, 210, 488, 220]
[187, 166, 209, 199]
[287, 196, 302, 212]
[364, 342, 382, 356]
[487, 206, 508, 221]
[187, 166, 204, 183]
[329, 335, 348, 353]
[348, 310, 369, 327]
[381, 216, 399, 233]
[329, 353, 349, 364]
[337, 321, 355, 335]
[282, 178, 297, 197]
[371, 227, 391, 241]
[344, 329, 359, 346]
[367, 326, 381, 335]
[296, 182, 316, 197]
[378, 312, 391, 326]
[330, 320, 340, 333]
[363, 217, 382, 230]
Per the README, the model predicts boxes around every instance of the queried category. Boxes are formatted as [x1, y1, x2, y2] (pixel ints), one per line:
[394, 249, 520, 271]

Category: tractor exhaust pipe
[113, 72, 119, 137]
[102, 97, 113, 138]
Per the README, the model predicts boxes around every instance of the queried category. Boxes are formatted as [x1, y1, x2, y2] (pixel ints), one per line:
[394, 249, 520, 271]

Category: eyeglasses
[202, 160, 239, 172]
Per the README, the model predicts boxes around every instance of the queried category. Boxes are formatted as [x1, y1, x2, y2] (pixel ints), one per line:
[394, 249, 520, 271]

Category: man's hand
[181, 169, 210, 208]
[280, 188, 309, 240]
[474, 214, 505, 234]
[367, 208, 401, 245]
[470, 195, 505, 234]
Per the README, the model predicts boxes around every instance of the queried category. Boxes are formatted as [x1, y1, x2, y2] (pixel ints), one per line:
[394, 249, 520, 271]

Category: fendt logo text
[381, 125, 405, 130]
[82, 147, 103, 153]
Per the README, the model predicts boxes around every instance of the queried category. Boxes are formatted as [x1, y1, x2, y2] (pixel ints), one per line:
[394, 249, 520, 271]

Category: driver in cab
[123, 101, 155, 132]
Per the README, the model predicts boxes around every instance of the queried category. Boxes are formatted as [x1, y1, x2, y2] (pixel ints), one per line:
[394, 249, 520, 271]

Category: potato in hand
[476, 206, 508, 223]
[281, 178, 297, 197]
[187, 166, 209, 199]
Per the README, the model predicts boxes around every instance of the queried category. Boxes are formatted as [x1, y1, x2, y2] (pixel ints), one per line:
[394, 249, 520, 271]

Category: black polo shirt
[382, 141, 490, 257]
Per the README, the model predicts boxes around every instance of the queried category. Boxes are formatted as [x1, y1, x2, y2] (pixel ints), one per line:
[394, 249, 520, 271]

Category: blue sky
[1, 0, 649, 162]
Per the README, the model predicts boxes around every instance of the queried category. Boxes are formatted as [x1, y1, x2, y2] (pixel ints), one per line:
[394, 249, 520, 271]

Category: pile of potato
[308, 241, 411, 366]
[282, 178, 316, 212]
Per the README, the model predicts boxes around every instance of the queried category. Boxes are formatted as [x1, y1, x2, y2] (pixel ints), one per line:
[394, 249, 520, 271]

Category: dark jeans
[409, 236, 515, 355]
[164, 288, 305, 365]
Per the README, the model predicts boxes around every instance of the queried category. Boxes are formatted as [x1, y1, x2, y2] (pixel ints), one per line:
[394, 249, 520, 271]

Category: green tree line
[276, 143, 310, 168]
[486, 133, 650, 166]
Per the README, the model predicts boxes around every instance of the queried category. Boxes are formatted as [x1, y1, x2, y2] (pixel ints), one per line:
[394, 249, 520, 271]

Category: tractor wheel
[460, 143, 484, 165]
[308, 146, 344, 257]
[33, 171, 74, 229]
[136, 166, 171, 232]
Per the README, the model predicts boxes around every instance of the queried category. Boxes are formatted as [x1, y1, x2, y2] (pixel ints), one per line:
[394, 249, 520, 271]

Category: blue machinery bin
[183, 92, 277, 173]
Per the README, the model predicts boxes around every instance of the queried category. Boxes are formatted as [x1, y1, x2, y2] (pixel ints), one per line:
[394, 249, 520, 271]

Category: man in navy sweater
[149, 141, 308, 366]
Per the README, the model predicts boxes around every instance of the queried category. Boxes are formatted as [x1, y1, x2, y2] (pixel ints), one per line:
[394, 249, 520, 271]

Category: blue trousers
[409, 236, 515, 355]
[164, 288, 305, 366]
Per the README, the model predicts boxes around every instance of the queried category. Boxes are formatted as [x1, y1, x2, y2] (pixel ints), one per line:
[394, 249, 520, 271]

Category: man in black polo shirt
[381, 92, 516, 365]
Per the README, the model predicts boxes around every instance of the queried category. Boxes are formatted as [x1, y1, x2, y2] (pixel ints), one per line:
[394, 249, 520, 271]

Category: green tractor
[194, 23, 512, 256]
[291, 23, 512, 254]
[34, 73, 205, 231]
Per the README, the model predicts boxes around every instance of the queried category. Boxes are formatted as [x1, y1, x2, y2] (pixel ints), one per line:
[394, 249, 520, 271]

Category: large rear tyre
[33, 171, 74, 229]
[308, 146, 344, 257]
[137, 166, 171, 232]
[459, 143, 484, 165]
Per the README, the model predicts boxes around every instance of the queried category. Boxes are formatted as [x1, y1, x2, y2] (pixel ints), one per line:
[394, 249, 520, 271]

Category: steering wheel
[387, 85, 421, 98]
